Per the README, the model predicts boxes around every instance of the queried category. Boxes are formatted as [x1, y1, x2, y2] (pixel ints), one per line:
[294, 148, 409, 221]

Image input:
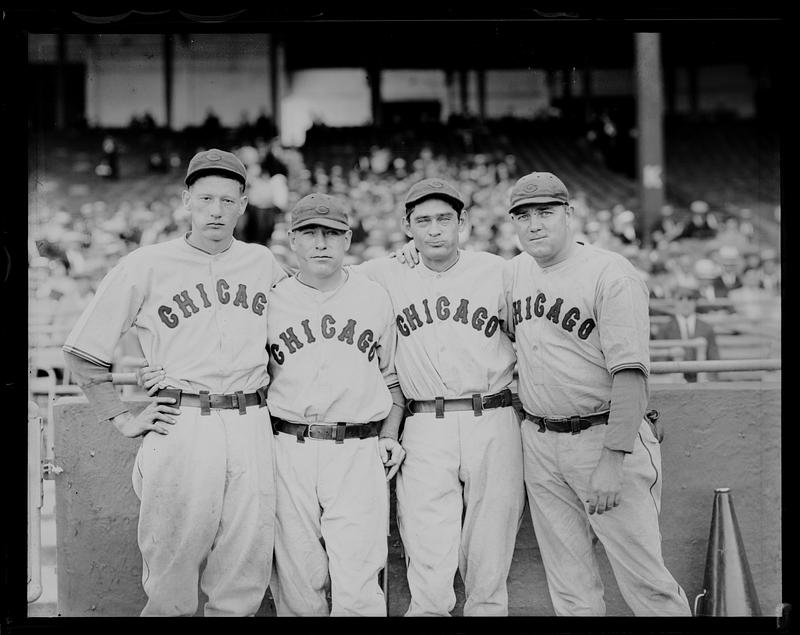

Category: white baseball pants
[131, 405, 276, 616]
[270, 432, 388, 617]
[521, 417, 692, 616]
[396, 406, 525, 617]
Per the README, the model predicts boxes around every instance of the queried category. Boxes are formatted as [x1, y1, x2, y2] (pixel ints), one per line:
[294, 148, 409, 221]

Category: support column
[476, 68, 486, 121]
[55, 33, 66, 130]
[269, 34, 287, 139]
[163, 34, 173, 130]
[459, 69, 468, 114]
[635, 32, 665, 246]
[367, 66, 382, 127]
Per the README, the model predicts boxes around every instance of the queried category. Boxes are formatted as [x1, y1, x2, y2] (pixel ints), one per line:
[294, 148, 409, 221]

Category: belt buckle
[570, 416, 581, 435]
[434, 396, 445, 419]
[335, 422, 346, 444]
[472, 394, 483, 417]
[158, 388, 182, 407]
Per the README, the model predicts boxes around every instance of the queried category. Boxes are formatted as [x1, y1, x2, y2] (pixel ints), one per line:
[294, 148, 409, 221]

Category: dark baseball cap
[185, 149, 247, 187]
[508, 172, 570, 214]
[404, 178, 465, 216]
[290, 193, 350, 232]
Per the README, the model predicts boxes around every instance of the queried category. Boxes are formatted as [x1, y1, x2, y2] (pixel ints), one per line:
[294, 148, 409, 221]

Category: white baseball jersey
[354, 249, 524, 617]
[353, 250, 516, 399]
[266, 271, 398, 423]
[64, 235, 286, 393]
[63, 234, 286, 616]
[506, 242, 650, 417]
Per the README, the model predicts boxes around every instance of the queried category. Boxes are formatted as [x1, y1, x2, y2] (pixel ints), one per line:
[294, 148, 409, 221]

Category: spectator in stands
[759, 248, 780, 293]
[654, 285, 719, 383]
[610, 207, 638, 245]
[96, 135, 120, 180]
[649, 204, 684, 247]
[675, 200, 718, 240]
[728, 267, 780, 324]
[710, 245, 744, 297]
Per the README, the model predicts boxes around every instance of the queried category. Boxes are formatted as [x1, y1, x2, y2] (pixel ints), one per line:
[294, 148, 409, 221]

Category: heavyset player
[65, 148, 690, 617]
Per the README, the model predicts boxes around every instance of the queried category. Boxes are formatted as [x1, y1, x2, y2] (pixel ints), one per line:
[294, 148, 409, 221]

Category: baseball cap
[508, 172, 570, 214]
[289, 193, 350, 232]
[404, 178, 464, 215]
[185, 149, 247, 187]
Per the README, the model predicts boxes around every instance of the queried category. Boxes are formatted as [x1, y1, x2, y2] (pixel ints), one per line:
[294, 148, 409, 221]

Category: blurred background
[23, 11, 782, 616]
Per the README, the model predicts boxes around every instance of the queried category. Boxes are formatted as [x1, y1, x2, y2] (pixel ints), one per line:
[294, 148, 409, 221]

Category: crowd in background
[29, 136, 781, 356]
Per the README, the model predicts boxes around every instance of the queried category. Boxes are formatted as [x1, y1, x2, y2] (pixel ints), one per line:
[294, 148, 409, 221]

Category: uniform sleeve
[63, 350, 130, 423]
[596, 271, 651, 376]
[62, 259, 145, 367]
[375, 288, 400, 390]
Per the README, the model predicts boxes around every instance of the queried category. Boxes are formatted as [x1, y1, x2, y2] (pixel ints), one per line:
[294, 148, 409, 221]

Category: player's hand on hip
[586, 448, 625, 515]
[135, 363, 168, 396]
[378, 437, 406, 480]
[111, 398, 181, 438]
[391, 241, 420, 267]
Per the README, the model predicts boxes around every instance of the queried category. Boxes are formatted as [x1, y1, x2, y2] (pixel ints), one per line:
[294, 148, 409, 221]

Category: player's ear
[288, 230, 297, 253]
[344, 229, 352, 251]
[239, 194, 248, 215]
[457, 208, 467, 229]
[181, 189, 191, 209]
[401, 215, 413, 238]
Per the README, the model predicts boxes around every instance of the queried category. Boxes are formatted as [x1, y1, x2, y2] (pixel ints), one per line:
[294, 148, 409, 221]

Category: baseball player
[505, 172, 691, 616]
[62, 149, 286, 616]
[266, 193, 405, 617]
[353, 178, 525, 616]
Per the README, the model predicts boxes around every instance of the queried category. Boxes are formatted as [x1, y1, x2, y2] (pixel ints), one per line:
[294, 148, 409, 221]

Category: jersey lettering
[173, 290, 200, 318]
[271, 315, 381, 365]
[196, 283, 212, 308]
[395, 296, 500, 339]
[158, 305, 179, 328]
[156, 280, 268, 329]
[232, 284, 249, 309]
[513, 293, 597, 340]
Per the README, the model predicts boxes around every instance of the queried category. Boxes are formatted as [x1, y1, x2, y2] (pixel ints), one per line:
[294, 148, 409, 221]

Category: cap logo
[523, 183, 539, 193]
[430, 180, 444, 188]
[317, 206, 330, 215]
[206, 151, 221, 161]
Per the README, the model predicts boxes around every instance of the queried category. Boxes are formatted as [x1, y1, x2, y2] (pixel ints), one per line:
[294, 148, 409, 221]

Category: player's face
[183, 176, 247, 252]
[403, 198, 464, 265]
[290, 224, 352, 280]
[510, 202, 574, 266]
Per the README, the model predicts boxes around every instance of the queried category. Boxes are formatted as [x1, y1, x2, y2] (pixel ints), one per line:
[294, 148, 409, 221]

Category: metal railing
[28, 402, 43, 604]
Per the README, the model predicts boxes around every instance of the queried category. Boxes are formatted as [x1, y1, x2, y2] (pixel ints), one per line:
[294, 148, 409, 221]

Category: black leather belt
[155, 387, 268, 416]
[524, 411, 609, 434]
[406, 388, 513, 418]
[271, 416, 381, 444]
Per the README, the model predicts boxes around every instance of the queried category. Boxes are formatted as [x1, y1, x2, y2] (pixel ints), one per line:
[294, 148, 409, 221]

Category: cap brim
[291, 218, 350, 232]
[508, 196, 567, 213]
[186, 167, 246, 186]
[405, 193, 464, 213]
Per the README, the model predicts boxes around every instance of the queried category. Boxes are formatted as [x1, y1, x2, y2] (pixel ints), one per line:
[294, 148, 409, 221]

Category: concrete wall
[52, 382, 780, 616]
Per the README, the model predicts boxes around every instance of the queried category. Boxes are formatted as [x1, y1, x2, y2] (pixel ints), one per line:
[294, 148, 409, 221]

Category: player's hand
[586, 448, 625, 515]
[111, 398, 181, 438]
[391, 241, 420, 268]
[135, 363, 168, 396]
[378, 437, 406, 481]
